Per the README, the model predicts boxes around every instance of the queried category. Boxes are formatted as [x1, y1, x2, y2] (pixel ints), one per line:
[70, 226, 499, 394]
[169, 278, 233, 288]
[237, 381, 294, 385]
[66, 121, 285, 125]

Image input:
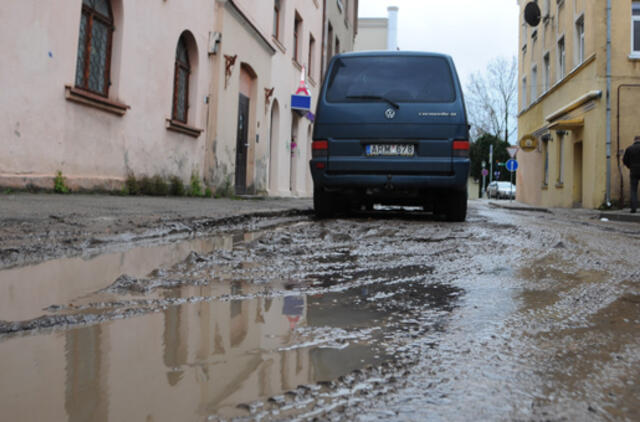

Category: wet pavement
[0, 198, 639, 421]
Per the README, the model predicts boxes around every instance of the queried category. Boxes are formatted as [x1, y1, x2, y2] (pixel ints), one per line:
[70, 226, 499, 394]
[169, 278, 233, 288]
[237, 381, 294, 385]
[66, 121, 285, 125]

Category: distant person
[623, 135, 640, 213]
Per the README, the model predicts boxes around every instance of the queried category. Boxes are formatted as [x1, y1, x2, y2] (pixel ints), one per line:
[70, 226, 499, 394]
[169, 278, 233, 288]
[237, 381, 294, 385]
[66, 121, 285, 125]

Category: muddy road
[0, 201, 639, 421]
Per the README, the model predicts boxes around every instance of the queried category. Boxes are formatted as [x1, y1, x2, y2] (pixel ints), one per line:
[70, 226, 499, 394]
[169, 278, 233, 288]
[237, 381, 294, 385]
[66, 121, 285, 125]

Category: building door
[573, 141, 583, 207]
[235, 94, 249, 194]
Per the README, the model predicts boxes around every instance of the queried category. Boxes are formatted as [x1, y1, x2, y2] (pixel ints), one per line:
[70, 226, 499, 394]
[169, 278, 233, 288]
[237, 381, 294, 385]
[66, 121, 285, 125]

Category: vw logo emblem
[385, 108, 396, 119]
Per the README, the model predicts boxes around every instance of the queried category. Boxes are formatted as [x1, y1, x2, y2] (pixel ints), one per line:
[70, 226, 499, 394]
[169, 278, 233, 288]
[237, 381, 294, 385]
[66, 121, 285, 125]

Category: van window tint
[326, 56, 456, 103]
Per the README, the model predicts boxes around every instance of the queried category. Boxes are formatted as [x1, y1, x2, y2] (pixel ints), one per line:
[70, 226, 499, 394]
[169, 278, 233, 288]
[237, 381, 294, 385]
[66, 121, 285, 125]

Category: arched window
[172, 36, 191, 123]
[75, 0, 114, 96]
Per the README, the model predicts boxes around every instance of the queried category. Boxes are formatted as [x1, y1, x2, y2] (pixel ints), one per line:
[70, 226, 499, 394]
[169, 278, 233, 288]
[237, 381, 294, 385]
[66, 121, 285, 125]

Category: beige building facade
[354, 17, 389, 51]
[517, 0, 640, 209]
[1, 0, 358, 197]
[354, 6, 399, 52]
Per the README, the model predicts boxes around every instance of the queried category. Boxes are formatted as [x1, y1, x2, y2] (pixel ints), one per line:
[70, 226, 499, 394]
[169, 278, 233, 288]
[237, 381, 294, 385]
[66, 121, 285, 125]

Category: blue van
[310, 51, 470, 221]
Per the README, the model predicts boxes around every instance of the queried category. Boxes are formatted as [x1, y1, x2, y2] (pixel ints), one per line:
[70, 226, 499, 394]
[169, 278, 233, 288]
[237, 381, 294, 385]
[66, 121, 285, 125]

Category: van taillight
[312, 140, 328, 158]
[453, 140, 469, 157]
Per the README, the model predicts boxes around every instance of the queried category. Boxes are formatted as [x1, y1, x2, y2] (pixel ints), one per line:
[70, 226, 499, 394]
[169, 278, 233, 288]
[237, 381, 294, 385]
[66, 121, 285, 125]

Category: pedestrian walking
[623, 135, 640, 213]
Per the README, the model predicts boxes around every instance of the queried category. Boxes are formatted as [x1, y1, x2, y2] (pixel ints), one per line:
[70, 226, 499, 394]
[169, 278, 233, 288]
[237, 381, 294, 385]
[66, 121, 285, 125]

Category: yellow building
[517, 0, 640, 209]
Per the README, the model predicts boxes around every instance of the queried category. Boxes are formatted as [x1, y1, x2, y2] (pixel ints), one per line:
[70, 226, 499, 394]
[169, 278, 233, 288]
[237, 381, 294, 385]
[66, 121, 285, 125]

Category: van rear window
[326, 56, 456, 103]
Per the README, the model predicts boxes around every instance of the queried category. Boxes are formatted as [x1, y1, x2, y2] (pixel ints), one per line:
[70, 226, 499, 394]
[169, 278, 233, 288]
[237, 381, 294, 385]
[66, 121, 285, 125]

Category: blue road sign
[506, 159, 518, 172]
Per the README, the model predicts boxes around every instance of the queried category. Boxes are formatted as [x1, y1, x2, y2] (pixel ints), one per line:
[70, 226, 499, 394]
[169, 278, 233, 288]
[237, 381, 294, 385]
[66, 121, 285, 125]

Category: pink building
[1, 0, 214, 191]
[0, 0, 357, 196]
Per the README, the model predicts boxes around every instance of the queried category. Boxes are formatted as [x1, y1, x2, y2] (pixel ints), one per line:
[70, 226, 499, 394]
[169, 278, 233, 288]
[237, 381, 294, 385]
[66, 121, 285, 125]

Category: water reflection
[0, 277, 395, 421]
[65, 326, 107, 422]
[0, 236, 235, 322]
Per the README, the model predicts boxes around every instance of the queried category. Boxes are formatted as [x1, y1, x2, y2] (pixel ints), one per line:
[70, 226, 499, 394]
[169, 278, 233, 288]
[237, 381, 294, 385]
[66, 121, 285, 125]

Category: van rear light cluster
[312, 140, 328, 158]
[452, 140, 470, 157]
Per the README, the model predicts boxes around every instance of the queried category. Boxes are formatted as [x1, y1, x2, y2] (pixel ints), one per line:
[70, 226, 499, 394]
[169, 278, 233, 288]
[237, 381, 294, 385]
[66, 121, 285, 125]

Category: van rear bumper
[310, 160, 469, 191]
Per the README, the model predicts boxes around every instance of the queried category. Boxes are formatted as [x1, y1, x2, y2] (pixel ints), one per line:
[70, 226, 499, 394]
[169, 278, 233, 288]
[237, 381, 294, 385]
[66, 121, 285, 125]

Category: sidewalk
[0, 193, 312, 268]
[485, 199, 551, 213]
[0, 192, 312, 223]
[598, 208, 640, 223]
[484, 197, 640, 223]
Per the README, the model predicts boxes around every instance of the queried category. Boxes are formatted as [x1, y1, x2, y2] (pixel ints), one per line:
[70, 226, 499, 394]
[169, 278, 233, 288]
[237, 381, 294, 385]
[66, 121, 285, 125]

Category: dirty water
[1, 204, 639, 421]
[0, 216, 462, 421]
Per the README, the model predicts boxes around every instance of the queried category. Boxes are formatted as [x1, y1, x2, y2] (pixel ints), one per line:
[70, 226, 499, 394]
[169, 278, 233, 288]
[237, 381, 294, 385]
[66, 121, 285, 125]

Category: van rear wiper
[345, 95, 400, 109]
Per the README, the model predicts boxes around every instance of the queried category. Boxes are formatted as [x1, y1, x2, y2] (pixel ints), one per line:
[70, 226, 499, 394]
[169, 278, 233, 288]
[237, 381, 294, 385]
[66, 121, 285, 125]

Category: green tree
[469, 134, 511, 183]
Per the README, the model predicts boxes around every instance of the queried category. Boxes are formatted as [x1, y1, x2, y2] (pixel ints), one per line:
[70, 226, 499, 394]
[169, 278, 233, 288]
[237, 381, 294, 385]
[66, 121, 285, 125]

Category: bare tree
[465, 56, 518, 144]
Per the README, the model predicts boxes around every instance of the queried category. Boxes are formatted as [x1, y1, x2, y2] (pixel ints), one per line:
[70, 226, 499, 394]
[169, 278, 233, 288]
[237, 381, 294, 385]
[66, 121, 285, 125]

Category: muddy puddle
[0, 218, 462, 421]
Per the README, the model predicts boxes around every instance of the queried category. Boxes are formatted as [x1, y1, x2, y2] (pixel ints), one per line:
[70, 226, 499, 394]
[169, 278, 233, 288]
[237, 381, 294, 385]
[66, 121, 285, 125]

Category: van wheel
[446, 191, 467, 222]
[313, 187, 335, 218]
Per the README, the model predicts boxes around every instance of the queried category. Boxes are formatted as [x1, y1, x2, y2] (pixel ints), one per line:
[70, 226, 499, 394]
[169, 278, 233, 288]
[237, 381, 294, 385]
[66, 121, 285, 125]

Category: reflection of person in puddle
[283, 296, 304, 330]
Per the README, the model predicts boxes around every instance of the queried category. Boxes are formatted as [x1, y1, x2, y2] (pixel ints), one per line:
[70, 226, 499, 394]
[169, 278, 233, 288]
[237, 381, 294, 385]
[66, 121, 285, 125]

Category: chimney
[387, 6, 398, 51]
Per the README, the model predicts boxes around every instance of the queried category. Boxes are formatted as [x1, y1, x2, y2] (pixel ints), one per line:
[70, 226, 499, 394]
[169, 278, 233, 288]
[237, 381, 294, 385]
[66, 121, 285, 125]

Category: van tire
[446, 191, 467, 222]
[313, 187, 335, 218]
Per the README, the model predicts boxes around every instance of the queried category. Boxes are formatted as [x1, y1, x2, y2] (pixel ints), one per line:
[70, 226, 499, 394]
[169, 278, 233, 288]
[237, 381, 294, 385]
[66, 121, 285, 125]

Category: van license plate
[366, 144, 414, 156]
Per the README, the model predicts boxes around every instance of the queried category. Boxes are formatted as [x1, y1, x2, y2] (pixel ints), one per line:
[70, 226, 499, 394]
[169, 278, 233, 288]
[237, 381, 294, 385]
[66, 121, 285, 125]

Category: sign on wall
[291, 66, 311, 114]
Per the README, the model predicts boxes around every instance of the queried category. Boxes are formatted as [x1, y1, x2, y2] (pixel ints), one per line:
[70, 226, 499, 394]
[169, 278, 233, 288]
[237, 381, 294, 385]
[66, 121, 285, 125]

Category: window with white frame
[522, 22, 527, 47]
[531, 31, 537, 53]
[544, 0, 551, 17]
[557, 36, 566, 80]
[521, 77, 527, 111]
[531, 65, 538, 103]
[293, 12, 302, 62]
[632, 2, 640, 56]
[575, 15, 585, 64]
[273, 0, 281, 39]
[543, 53, 550, 92]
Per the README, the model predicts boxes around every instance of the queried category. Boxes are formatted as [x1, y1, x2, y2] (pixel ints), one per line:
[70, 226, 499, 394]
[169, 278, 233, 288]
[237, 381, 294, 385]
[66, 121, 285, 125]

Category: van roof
[334, 51, 453, 60]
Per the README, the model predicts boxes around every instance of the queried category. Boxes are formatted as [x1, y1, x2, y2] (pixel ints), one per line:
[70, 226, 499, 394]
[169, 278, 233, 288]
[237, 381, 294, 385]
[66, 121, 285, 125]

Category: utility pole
[481, 160, 487, 198]
[489, 144, 494, 184]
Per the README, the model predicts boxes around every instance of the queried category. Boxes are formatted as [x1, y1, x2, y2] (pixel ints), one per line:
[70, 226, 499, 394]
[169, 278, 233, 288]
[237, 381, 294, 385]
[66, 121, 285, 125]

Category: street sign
[506, 159, 518, 172]
[507, 146, 519, 158]
[481, 168, 489, 177]
[291, 94, 311, 111]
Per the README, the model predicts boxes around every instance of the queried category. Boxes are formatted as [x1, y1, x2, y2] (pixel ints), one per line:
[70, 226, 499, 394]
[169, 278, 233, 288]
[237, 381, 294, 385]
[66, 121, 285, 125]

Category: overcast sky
[358, 0, 520, 87]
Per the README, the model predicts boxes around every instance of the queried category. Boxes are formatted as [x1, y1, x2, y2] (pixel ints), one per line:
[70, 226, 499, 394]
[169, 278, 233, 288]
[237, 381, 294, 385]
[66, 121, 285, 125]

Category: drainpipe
[605, 0, 612, 206]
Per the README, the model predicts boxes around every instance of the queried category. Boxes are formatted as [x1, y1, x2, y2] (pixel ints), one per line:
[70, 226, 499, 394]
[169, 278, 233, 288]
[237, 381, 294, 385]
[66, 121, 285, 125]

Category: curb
[598, 212, 640, 223]
[487, 201, 551, 213]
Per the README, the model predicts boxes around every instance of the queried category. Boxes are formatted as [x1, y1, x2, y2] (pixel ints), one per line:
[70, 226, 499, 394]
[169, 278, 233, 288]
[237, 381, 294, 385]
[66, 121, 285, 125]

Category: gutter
[606, 0, 612, 204]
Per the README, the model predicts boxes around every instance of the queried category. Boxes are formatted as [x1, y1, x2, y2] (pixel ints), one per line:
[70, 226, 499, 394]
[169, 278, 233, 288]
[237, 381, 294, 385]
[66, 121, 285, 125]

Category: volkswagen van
[310, 51, 470, 221]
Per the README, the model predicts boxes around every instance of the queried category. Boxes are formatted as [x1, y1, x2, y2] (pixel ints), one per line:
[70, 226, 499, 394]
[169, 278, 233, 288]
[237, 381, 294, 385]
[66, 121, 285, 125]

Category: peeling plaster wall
[0, 1, 215, 190]
[208, 0, 324, 198]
